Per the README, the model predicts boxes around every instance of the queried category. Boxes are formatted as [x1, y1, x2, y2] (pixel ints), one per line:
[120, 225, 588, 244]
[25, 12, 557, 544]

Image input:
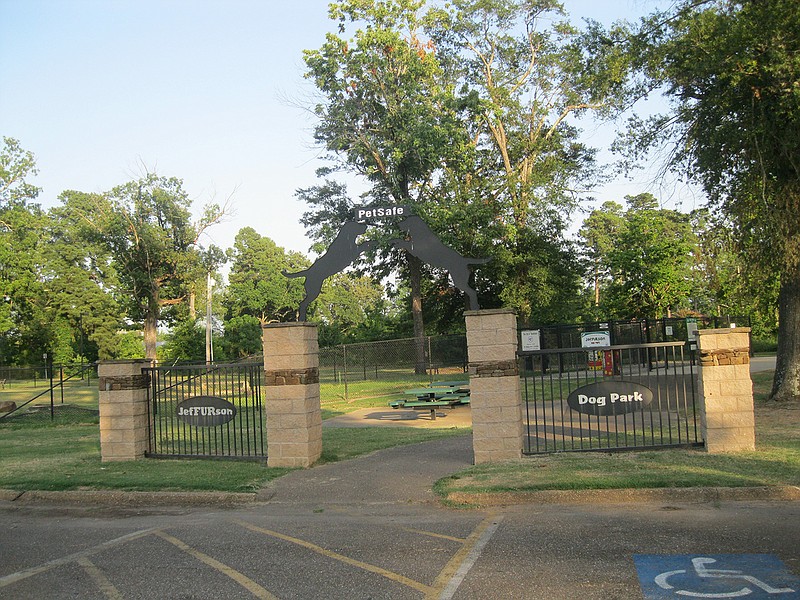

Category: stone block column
[262, 322, 322, 468]
[696, 327, 755, 453]
[465, 309, 524, 464]
[98, 360, 152, 462]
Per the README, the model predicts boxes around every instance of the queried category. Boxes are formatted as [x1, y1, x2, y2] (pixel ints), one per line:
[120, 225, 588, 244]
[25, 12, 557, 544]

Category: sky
[0, 0, 690, 260]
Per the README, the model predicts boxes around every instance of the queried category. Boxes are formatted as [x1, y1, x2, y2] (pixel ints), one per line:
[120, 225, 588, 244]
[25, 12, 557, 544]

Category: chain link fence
[319, 335, 468, 400]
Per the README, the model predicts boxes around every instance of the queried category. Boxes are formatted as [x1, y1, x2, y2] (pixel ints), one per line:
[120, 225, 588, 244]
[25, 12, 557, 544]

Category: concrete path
[262, 434, 474, 506]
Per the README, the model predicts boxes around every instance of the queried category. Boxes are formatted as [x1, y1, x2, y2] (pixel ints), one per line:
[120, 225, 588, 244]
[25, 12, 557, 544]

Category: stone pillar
[98, 360, 151, 462]
[465, 309, 524, 464]
[696, 327, 755, 453]
[262, 322, 322, 468]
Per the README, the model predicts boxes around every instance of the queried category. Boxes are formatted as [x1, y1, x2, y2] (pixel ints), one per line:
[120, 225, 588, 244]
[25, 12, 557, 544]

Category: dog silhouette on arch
[391, 215, 489, 310]
[283, 221, 376, 321]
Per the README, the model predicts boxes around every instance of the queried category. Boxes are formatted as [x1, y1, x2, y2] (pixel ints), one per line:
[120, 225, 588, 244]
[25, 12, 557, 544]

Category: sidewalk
[260, 434, 475, 505]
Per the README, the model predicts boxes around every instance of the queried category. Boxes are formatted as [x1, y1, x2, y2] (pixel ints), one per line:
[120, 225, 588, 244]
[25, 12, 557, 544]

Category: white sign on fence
[521, 330, 541, 351]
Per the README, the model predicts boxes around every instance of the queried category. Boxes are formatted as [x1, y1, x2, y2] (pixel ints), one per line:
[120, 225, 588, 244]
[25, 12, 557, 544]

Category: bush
[751, 336, 778, 354]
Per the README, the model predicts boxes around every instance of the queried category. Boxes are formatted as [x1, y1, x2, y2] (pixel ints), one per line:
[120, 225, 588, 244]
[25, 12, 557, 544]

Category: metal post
[343, 343, 348, 400]
[428, 336, 433, 384]
[206, 271, 214, 365]
[49, 362, 55, 421]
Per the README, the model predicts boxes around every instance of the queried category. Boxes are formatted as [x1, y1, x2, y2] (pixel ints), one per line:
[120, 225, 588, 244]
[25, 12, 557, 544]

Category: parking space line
[233, 519, 433, 595]
[430, 514, 503, 600]
[77, 557, 124, 600]
[0, 527, 158, 589]
[154, 531, 278, 600]
[401, 527, 466, 544]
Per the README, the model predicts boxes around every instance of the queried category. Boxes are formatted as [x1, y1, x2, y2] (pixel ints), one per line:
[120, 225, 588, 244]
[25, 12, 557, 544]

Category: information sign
[521, 330, 541, 351]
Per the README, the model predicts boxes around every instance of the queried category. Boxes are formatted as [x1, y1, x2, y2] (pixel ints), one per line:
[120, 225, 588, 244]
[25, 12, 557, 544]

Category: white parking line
[435, 515, 504, 600]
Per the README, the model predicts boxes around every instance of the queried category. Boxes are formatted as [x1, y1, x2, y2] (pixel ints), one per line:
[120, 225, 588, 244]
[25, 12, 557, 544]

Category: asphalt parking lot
[2, 434, 798, 600]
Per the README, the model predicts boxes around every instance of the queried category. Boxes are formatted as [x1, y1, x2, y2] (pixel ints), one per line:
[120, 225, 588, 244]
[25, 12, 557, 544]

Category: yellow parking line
[77, 557, 124, 600]
[154, 531, 278, 600]
[234, 519, 433, 595]
[401, 528, 465, 543]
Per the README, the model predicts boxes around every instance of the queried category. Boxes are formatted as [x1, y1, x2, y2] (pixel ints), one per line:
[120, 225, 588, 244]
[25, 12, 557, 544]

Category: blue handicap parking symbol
[635, 554, 800, 599]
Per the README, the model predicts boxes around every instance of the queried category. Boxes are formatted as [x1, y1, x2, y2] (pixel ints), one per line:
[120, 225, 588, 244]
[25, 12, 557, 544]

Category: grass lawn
[0, 371, 466, 493]
[3, 368, 795, 500]
[435, 370, 800, 500]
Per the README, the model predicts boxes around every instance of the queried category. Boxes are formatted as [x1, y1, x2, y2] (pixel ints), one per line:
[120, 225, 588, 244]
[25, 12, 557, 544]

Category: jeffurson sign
[176, 396, 237, 427]
[566, 381, 653, 417]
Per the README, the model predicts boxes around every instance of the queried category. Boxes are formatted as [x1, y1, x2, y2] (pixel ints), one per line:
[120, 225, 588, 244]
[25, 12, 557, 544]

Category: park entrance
[519, 341, 701, 454]
[144, 363, 266, 460]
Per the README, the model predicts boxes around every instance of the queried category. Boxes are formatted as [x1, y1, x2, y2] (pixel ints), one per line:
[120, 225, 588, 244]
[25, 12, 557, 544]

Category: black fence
[521, 316, 750, 350]
[0, 363, 99, 424]
[519, 342, 701, 454]
[145, 363, 266, 460]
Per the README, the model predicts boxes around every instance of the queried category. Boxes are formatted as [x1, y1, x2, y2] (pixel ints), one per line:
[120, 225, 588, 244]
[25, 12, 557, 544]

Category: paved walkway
[262, 434, 475, 506]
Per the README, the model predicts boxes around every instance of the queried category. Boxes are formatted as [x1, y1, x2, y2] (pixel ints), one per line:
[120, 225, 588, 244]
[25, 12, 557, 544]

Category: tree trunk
[770, 264, 800, 401]
[409, 254, 427, 375]
[144, 295, 159, 360]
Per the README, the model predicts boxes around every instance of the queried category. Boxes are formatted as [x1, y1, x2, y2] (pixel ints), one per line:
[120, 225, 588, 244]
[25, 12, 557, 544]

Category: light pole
[205, 271, 214, 364]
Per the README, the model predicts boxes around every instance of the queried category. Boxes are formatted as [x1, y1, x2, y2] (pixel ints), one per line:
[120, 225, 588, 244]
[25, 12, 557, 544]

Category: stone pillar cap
[696, 327, 751, 335]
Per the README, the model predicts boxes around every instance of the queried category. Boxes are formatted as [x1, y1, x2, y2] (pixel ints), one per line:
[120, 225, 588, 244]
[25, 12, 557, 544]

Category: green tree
[0, 137, 39, 211]
[302, 0, 470, 365]
[224, 227, 307, 324]
[622, 0, 800, 400]
[314, 272, 385, 340]
[690, 210, 779, 337]
[219, 314, 263, 359]
[299, 0, 630, 352]
[579, 194, 695, 319]
[0, 137, 48, 364]
[159, 319, 206, 362]
[579, 201, 625, 314]
[424, 0, 631, 321]
[44, 202, 124, 361]
[60, 173, 223, 359]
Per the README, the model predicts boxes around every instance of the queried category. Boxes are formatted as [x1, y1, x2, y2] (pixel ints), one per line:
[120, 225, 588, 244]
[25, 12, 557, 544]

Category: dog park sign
[567, 381, 653, 417]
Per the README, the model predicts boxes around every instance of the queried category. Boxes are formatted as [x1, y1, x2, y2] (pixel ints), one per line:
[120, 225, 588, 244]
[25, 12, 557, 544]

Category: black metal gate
[145, 363, 266, 460]
[519, 342, 701, 454]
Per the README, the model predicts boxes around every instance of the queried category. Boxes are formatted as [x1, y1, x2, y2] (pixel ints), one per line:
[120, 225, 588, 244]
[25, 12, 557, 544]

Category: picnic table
[388, 381, 470, 420]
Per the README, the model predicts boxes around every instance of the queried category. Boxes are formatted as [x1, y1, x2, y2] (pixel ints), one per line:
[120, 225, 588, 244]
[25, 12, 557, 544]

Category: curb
[444, 485, 800, 507]
[3, 485, 799, 508]
[0, 488, 257, 507]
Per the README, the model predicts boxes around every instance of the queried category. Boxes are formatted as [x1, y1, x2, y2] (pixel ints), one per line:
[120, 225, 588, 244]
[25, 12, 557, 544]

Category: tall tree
[579, 194, 695, 319]
[0, 137, 47, 363]
[302, 0, 470, 365]
[622, 0, 800, 400]
[690, 209, 780, 335]
[425, 0, 631, 321]
[44, 202, 124, 361]
[579, 200, 625, 314]
[300, 0, 630, 342]
[60, 174, 223, 359]
[224, 227, 308, 324]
